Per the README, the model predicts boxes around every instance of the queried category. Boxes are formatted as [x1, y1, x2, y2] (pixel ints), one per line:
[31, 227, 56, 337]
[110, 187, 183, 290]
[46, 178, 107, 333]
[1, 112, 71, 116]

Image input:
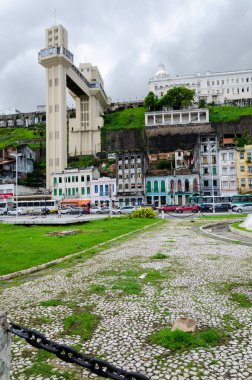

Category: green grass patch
[0, 127, 39, 149]
[39, 299, 65, 307]
[0, 217, 158, 276]
[152, 252, 167, 259]
[229, 292, 252, 307]
[198, 214, 247, 219]
[63, 311, 100, 342]
[149, 328, 227, 352]
[112, 279, 142, 295]
[209, 105, 252, 123]
[166, 239, 176, 243]
[88, 284, 106, 294]
[223, 314, 243, 332]
[103, 107, 145, 130]
[231, 222, 252, 233]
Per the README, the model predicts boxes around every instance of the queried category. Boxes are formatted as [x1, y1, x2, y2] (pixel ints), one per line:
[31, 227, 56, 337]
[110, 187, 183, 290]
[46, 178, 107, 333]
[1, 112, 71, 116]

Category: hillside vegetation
[103, 107, 145, 130]
[209, 105, 252, 123]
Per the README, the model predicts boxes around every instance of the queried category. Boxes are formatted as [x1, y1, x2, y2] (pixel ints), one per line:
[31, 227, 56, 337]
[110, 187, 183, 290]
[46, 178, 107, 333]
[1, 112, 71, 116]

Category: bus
[12, 199, 59, 213]
[188, 195, 232, 206]
[230, 194, 252, 209]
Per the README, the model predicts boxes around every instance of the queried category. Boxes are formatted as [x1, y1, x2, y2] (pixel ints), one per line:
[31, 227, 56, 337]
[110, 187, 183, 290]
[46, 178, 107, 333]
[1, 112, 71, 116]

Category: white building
[91, 177, 116, 206]
[149, 65, 252, 105]
[51, 167, 100, 200]
[219, 148, 237, 196]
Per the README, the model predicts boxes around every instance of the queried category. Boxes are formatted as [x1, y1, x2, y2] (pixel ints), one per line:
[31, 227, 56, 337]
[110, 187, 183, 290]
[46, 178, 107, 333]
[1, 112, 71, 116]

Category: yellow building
[236, 145, 252, 193]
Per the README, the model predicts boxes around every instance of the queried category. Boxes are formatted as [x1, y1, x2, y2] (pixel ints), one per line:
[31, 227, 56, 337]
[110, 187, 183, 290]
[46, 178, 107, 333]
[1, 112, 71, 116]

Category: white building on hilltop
[149, 65, 252, 106]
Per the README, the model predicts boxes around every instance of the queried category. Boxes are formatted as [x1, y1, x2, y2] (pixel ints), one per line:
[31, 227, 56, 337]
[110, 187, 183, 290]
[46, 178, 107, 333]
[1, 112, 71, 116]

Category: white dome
[155, 64, 169, 78]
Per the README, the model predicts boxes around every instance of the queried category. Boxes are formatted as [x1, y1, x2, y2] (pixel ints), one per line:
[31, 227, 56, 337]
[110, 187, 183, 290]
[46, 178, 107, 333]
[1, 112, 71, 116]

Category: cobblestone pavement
[1, 220, 252, 379]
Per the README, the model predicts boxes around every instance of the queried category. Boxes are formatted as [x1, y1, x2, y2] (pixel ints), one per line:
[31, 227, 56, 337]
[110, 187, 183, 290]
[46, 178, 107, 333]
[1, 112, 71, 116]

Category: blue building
[146, 172, 200, 206]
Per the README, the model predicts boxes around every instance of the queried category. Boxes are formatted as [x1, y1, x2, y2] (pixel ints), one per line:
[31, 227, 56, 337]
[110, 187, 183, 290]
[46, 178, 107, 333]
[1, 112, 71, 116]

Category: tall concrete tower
[38, 25, 109, 190]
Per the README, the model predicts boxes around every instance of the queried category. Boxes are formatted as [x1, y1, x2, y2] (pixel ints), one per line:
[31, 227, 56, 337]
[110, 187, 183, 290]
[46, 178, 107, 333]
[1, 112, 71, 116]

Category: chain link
[8, 323, 150, 380]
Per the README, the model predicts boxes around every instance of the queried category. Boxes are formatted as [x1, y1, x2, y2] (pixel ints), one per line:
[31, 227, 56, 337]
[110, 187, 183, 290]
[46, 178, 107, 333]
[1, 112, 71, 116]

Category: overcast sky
[0, 0, 252, 112]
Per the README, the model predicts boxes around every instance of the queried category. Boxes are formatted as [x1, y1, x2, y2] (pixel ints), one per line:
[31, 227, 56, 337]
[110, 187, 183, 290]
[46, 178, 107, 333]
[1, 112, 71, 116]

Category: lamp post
[10, 151, 22, 219]
[207, 146, 215, 214]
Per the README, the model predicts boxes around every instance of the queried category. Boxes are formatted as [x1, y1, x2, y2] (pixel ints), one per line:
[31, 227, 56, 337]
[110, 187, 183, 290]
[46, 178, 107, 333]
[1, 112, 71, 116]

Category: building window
[75, 176, 78, 182]
[204, 180, 209, 187]
[81, 175, 85, 182]
[240, 153, 244, 159]
[161, 180, 165, 192]
[81, 187, 85, 195]
[72, 176, 75, 182]
[241, 178, 246, 187]
[53, 177, 57, 184]
[213, 167, 217, 175]
[247, 153, 251, 162]
[240, 166, 245, 172]
[59, 189, 62, 196]
[154, 180, 158, 193]
[87, 187, 90, 195]
[72, 188, 75, 196]
[229, 153, 234, 160]
[87, 175, 90, 182]
[59, 177, 62, 184]
[68, 176, 71, 183]
[94, 185, 98, 193]
[54, 189, 57, 196]
[203, 168, 209, 175]
[248, 166, 252, 173]
[146, 181, 151, 192]
[213, 180, 217, 187]
[249, 179, 252, 188]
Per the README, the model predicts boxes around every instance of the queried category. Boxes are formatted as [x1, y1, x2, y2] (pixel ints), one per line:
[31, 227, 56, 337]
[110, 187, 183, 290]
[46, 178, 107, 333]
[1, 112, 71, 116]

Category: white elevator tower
[38, 25, 109, 190]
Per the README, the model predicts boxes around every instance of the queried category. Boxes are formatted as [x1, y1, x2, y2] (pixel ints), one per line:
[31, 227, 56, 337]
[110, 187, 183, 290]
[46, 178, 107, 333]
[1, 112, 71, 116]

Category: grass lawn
[231, 222, 252, 233]
[103, 107, 145, 130]
[0, 127, 39, 149]
[0, 217, 159, 276]
[198, 214, 247, 220]
[209, 105, 252, 123]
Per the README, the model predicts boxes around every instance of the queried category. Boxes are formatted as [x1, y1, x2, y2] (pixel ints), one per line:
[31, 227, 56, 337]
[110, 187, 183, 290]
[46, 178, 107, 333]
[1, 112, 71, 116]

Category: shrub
[130, 208, 156, 219]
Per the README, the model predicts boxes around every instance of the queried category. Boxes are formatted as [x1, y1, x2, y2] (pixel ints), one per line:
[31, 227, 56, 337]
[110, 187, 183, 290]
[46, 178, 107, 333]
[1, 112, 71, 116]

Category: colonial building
[194, 134, 220, 196]
[146, 171, 199, 206]
[0, 145, 35, 181]
[218, 148, 237, 196]
[91, 176, 116, 206]
[236, 145, 252, 193]
[51, 167, 100, 199]
[116, 152, 148, 206]
[149, 65, 252, 105]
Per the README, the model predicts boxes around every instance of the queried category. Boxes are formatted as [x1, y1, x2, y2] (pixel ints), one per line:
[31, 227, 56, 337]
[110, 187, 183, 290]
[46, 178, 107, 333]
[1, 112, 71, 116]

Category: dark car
[159, 205, 179, 213]
[209, 204, 230, 213]
[199, 203, 212, 212]
[66, 207, 90, 215]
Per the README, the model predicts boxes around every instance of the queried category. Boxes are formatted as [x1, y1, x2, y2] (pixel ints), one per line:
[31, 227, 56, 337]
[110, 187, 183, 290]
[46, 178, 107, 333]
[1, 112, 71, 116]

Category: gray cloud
[0, 0, 251, 111]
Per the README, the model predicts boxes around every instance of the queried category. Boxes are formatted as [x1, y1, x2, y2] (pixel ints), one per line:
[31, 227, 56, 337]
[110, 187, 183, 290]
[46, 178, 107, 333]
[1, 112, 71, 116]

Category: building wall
[236, 145, 252, 193]
[91, 177, 116, 206]
[149, 66, 252, 105]
[51, 167, 100, 199]
[218, 148, 237, 196]
[146, 174, 199, 206]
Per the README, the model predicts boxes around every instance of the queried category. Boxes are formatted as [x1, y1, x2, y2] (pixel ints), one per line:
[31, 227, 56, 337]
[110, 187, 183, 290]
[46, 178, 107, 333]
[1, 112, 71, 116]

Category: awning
[61, 199, 91, 205]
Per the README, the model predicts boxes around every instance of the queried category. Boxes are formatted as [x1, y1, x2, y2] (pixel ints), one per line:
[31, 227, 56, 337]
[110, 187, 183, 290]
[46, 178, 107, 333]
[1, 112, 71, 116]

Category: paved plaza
[1, 219, 252, 379]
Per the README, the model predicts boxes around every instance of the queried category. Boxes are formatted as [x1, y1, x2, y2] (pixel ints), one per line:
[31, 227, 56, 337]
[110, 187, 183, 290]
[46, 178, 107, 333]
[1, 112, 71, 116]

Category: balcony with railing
[38, 47, 74, 62]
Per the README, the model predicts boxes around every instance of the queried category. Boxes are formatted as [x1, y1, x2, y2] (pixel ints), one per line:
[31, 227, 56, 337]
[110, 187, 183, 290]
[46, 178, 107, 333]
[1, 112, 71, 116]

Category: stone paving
[1, 220, 252, 379]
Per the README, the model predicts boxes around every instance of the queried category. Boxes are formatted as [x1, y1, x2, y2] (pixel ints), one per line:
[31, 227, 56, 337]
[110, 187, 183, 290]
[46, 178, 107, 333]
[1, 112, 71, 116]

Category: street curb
[0, 220, 162, 282]
[229, 225, 252, 239]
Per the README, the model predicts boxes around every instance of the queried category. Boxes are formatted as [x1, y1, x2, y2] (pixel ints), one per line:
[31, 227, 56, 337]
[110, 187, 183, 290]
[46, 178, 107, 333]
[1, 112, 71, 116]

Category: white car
[113, 206, 136, 215]
[7, 208, 27, 216]
[0, 209, 6, 215]
[90, 207, 102, 214]
[235, 203, 252, 213]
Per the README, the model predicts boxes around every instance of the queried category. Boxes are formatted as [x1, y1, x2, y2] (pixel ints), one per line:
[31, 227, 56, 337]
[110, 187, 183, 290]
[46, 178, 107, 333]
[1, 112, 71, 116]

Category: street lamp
[207, 146, 215, 213]
[10, 151, 22, 218]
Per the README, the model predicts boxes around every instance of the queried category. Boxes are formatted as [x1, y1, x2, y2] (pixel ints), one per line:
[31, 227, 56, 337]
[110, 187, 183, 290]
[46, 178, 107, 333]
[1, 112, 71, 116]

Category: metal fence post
[0, 311, 11, 380]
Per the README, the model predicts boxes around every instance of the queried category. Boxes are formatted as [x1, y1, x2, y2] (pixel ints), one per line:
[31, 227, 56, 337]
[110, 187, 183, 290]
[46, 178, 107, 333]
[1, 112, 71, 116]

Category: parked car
[159, 205, 179, 213]
[68, 207, 90, 215]
[198, 203, 213, 212]
[175, 204, 199, 213]
[208, 203, 230, 213]
[0, 209, 6, 215]
[90, 207, 102, 214]
[98, 207, 111, 214]
[113, 206, 136, 215]
[234, 203, 252, 213]
[7, 208, 27, 216]
[28, 208, 50, 215]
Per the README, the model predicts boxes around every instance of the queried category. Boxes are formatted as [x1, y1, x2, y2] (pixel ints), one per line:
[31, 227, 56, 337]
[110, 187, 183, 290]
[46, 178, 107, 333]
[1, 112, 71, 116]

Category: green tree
[162, 87, 195, 110]
[144, 92, 158, 111]
[199, 98, 206, 108]
[234, 130, 252, 147]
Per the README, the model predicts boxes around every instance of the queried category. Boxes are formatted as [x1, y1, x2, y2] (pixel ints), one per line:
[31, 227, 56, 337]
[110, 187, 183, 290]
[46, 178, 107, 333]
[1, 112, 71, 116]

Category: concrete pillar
[171, 113, 173, 124]
[162, 113, 164, 125]
[179, 112, 182, 123]
[188, 111, 191, 123]
[154, 114, 156, 125]
[0, 311, 11, 380]
[198, 112, 200, 122]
